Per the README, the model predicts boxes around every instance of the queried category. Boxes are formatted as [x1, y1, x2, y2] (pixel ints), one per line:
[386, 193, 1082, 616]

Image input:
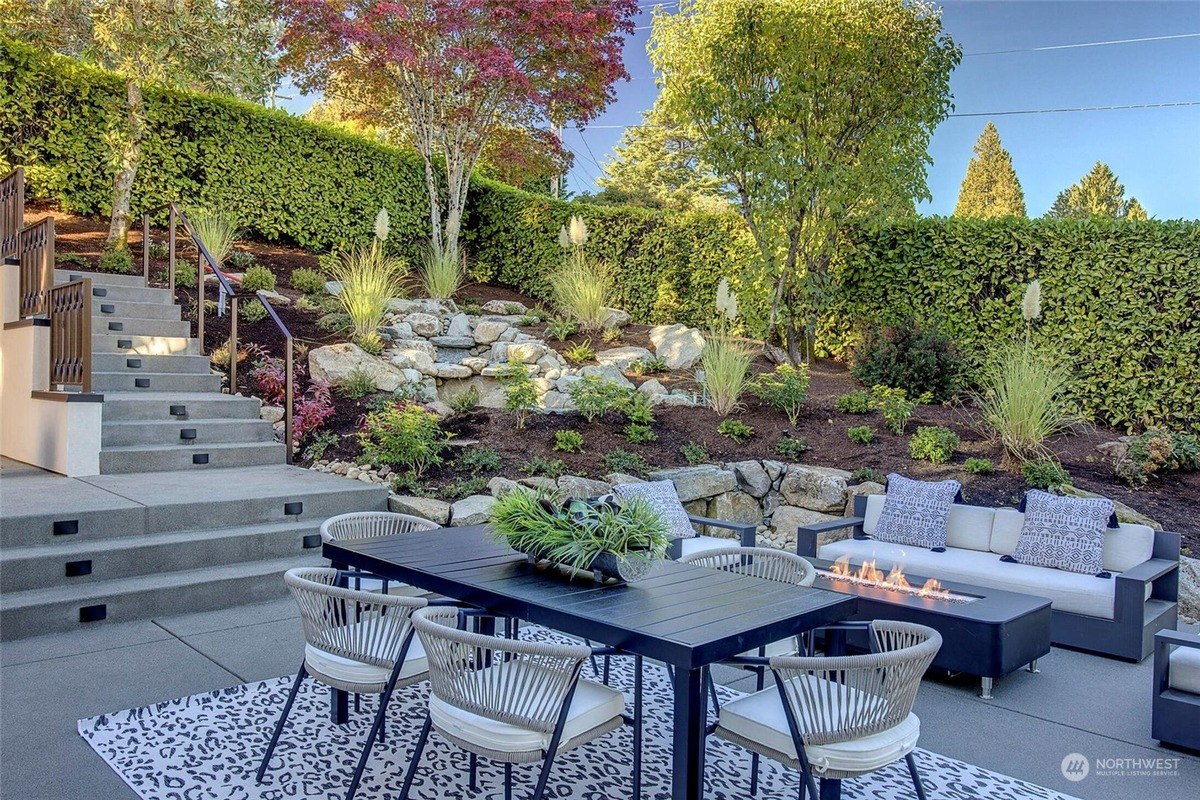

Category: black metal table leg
[672, 666, 707, 800]
[818, 778, 842, 800]
[331, 687, 349, 725]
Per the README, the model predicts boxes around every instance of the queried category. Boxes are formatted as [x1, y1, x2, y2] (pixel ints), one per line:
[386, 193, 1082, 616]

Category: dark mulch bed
[32, 203, 1199, 551]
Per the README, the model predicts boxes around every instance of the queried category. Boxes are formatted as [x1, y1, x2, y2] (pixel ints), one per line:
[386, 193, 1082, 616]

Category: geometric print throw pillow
[871, 473, 962, 550]
[613, 480, 696, 540]
[1009, 489, 1113, 575]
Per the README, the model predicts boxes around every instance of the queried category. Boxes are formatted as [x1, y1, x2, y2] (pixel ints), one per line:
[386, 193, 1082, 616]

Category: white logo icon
[1061, 753, 1090, 781]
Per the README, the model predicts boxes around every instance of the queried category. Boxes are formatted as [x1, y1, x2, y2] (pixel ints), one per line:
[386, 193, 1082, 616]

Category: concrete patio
[1, 597, 1195, 800]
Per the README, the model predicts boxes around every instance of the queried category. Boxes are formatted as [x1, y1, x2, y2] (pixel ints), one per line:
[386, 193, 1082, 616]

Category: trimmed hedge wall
[3, 38, 1197, 431]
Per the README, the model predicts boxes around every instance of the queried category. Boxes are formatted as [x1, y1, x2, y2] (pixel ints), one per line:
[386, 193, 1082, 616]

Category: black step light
[117, 339, 133, 349]
[79, 605, 107, 623]
[302, 534, 321, 549]
[179, 428, 197, 441]
[53, 519, 79, 536]
[68, 273, 82, 282]
[169, 405, 187, 416]
[284, 501, 304, 516]
[134, 378, 150, 388]
[192, 453, 210, 465]
[100, 304, 115, 314]
[107, 322, 123, 331]
[126, 358, 142, 368]
[92, 287, 108, 297]
[65, 560, 93, 577]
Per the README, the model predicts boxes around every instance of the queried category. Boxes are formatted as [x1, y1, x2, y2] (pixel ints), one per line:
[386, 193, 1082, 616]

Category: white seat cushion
[944, 504, 996, 552]
[680, 535, 740, 558]
[819, 538, 1120, 618]
[1169, 646, 1200, 694]
[305, 632, 427, 685]
[429, 668, 625, 755]
[719, 675, 920, 776]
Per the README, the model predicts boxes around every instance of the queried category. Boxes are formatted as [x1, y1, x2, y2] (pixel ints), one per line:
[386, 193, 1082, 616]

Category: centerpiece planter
[490, 489, 670, 585]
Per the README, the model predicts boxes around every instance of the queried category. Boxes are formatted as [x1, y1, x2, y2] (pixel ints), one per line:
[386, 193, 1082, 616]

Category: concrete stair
[0, 268, 390, 640]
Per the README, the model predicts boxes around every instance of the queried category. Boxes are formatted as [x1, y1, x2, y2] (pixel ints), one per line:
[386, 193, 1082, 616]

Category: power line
[963, 32, 1200, 57]
[948, 100, 1200, 117]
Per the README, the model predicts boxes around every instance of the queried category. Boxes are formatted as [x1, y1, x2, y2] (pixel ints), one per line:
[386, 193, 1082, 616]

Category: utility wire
[963, 32, 1200, 56]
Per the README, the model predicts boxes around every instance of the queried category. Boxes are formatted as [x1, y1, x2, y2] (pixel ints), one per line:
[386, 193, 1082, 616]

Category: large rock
[406, 312, 442, 337]
[539, 390, 576, 413]
[507, 342, 547, 364]
[1179, 556, 1199, 623]
[389, 494, 451, 526]
[637, 378, 668, 396]
[647, 465, 736, 502]
[649, 324, 706, 370]
[707, 491, 763, 529]
[728, 460, 771, 498]
[438, 376, 506, 409]
[845, 481, 886, 515]
[473, 319, 509, 344]
[389, 298, 458, 316]
[445, 313, 471, 338]
[601, 307, 631, 329]
[482, 299, 526, 315]
[779, 464, 851, 513]
[558, 475, 611, 499]
[595, 346, 653, 371]
[324, 280, 342, 296]
[309, 343, 409, 393]
[434, 363, 473, 379]
[579, 364, 634, 389]
[385, 321, 414, 341]
[389, 341, 437, 374]
[605, 473, 645, 486]
[429, 335, 475, 349]
[488, 477, 522, 497]
[769, 506, 841, 550]
[450, 494, 495, 526]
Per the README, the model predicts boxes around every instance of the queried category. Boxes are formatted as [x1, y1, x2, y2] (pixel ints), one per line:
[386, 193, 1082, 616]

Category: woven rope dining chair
[398, 606, 641, 800]
[714, 620, 942, 800]
[256, 567, 432, 800]
[321, 511, 439, 593]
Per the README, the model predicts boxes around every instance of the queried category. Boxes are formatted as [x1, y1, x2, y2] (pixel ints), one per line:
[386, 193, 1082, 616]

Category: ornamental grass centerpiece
[490, 489, 670, 583]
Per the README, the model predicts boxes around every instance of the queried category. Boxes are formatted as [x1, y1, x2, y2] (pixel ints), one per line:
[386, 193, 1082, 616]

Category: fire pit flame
[825, 556, 964, 603]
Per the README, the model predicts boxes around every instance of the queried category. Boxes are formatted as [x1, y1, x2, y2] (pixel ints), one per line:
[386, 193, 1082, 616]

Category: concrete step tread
[54, 269, 148, 288]
[102, 417, 270, 429]
[1, 553, 325, 610]
[0, 520, 320, 563]
[99, 391, 252, 402]
[76, 464, 382, 507]
[100, 441, 284, 455]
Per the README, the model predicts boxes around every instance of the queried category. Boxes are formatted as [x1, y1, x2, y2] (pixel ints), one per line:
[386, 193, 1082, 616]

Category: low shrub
[56, 252, 88, 266]
[848, 426, 874, 445]
[173, 261, 198, 289]
[835, 390, 873, 414]
[498, 361, 538, 429]
[618, 390, 656, 425]
[247, 344, 303, 405]
[302, 431, 340, 462]
[359, 402, 448, 477]
[755, 363, 811, 426]
[851, 467, 885, 484]
[545, 317, 577, 341]
[602, 448, 651, 476]
[717, 418, 755, 444]
[419, 243, 466, 299]
[908, 425, 960, 463]
[601, 327, 623, 343]
[239, 299, 268, 323]
[291, 267, 326, 295]
[775, 435, 810, 459]
[1021, 459, 1071, 489]
[459, 299, 483, 315]
[294, 384, 335, 440]
[871, 385, 930, 435]
[700, 333, 753, 416]
[563, 340, 596, 365]
[566, 374, 627, 422]
[851, 317, 962, 403]
[681, 442, 709, 465]
[353, 332, 384, 355]
[964, 457, 994, 475]
[440, 476, 489, 500]
[99, 247, 133, 273]
[624, 423, 657, 444]
[317, 312, 353, 333]
[228, 250, 255, 269]
[1115, 429, 1200, 486]
[335, 368, 377, 399]
[553, 429, 585, 453]
[448, 386, 481, 414]
[520, 455, 566, 479]
[629, 356, 668, 376]
[518, 312, 542, 326]
[458, 447, 502, 474]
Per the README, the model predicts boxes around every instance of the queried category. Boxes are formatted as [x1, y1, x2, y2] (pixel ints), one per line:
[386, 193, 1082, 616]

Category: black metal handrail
[256, 290, 296, 464]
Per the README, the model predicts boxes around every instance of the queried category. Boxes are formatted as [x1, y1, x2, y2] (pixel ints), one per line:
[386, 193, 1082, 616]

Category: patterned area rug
[79, 629, 1077, 800]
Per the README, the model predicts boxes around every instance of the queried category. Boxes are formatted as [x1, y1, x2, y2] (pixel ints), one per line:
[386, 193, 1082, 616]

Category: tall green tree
[651, 0, 959, 362]
[597, 105, 726, 211]
[954, 121, 1025, 218]
[1047, 161, 1146, 219]
[1, 0, 280, 250]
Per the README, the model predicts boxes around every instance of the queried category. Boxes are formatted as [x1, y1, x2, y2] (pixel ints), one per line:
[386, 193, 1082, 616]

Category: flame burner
[819, 556, 975, 604]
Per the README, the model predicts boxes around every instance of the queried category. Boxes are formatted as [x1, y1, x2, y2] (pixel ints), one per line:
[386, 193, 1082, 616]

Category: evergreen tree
[954, 122, 1026, 217]
[1047, 162, 1142, 218]
[1125, 197, 1149, 220]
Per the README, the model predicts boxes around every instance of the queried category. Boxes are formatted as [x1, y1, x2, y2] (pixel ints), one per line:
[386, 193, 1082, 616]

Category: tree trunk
[106, 79, 145, 250]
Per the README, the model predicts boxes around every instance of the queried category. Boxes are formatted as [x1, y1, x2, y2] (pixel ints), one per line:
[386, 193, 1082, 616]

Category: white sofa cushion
[990, 508, 1024, 556]
[429, 669, 624, 754]
[1010, 490, 1112, 575]
[719, 674, 920, 775]
[991, 508, 1154, 573]
[872, 474, 960, 550]
[1169, 645, 1200, 695]
[305, 633, 427, 686]
[614, 480, 695, 539]
[819, 538, 1120, 619]
[680, 535, 741, 558]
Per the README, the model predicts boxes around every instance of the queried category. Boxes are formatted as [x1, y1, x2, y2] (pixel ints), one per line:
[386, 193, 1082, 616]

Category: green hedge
[4, 38, 1197, 431]
[824, 217, 1200, 431]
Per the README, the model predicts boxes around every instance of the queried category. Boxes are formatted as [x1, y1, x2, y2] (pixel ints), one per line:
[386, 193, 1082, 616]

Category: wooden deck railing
[1, 167, 23, 261]
[19, 216, 55, 318]
[48, 278, 92, 393]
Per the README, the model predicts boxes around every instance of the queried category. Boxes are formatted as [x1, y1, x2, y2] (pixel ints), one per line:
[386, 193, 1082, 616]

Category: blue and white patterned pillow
[872, 473, 961, 550]
[1010, 490, 1113, 575]
[613, 480, 696, 540]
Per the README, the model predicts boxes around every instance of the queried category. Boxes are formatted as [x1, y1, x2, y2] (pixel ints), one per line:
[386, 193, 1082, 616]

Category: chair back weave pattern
[320, 512, 439, 544]
[682, 546, 816, 586]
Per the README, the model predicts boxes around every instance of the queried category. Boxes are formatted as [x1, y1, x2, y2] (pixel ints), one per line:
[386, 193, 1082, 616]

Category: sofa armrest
[795, 516, 864, 557]
[687, 515, 756, 547]
[1120, 557, 1179, 584]
[1115, 557, 1179, 622]
[1154, 629, 1200, 694]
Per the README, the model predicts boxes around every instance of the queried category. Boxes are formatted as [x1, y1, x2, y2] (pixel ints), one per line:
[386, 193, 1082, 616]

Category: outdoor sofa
[796, 493, 1180, 661]
[1152, 629, 1200, 751]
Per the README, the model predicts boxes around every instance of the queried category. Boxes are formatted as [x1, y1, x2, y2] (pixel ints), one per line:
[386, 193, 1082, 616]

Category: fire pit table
[808, 557, 1052, 698]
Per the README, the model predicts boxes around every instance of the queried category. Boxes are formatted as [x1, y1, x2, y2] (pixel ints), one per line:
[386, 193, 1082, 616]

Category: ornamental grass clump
[551, 216, 610, 331]
[186, 206, 239, 266]
[419, 242, 467, 299]
[328, 209, 407, 352]
[974, 280, 1078, 468]
[699, 278, 753, 416]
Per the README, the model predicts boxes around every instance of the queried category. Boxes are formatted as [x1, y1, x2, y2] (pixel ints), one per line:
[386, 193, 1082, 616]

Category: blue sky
[281, 1, 1199, 219]
[558, 0, 1200, 219]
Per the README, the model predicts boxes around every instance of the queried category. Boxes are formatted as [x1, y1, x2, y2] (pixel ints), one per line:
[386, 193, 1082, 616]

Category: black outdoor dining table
[324, 525, 857, 800]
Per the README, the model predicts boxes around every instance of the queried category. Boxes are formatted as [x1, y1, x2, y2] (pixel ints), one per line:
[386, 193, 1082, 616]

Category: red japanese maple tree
[277, 0, 637, 257]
